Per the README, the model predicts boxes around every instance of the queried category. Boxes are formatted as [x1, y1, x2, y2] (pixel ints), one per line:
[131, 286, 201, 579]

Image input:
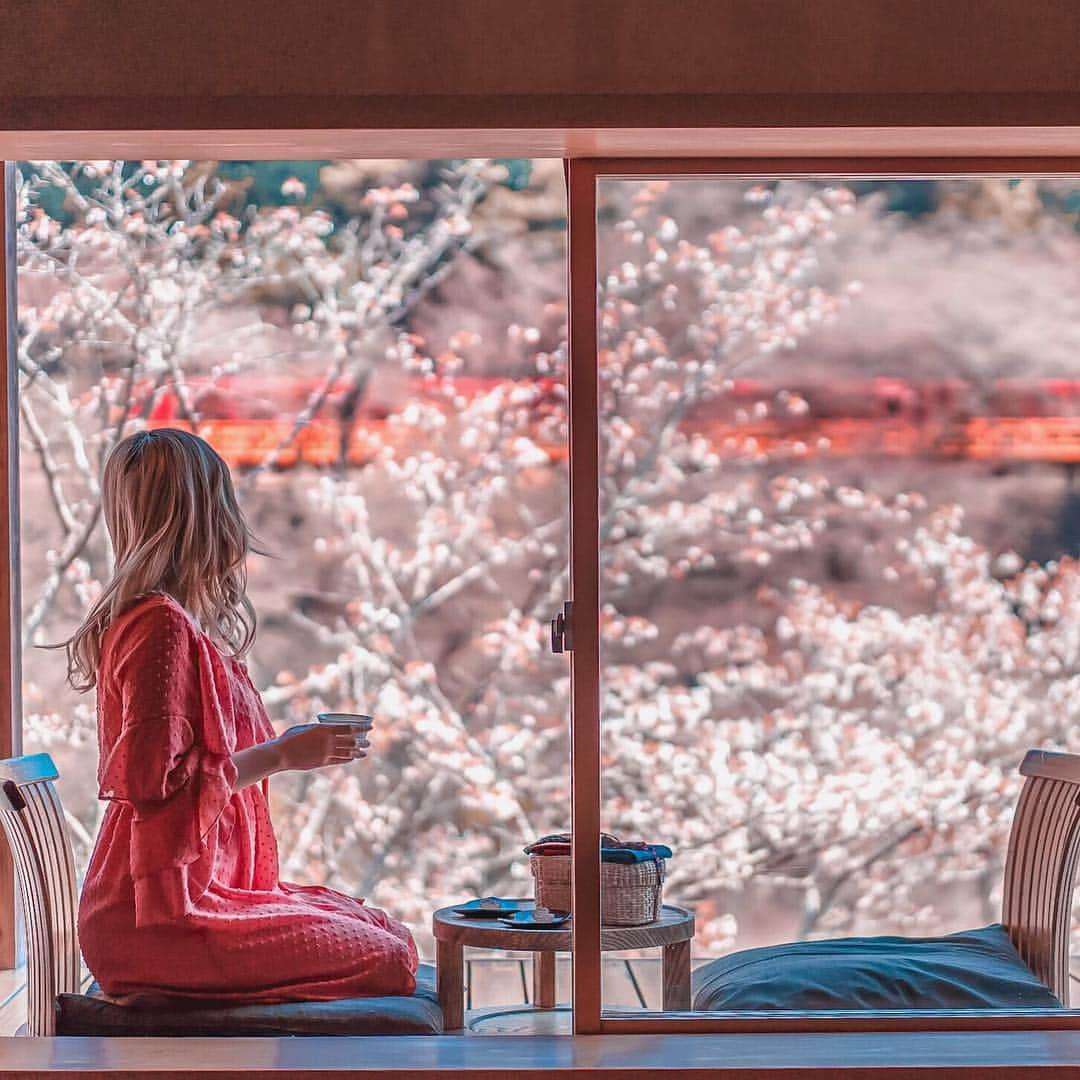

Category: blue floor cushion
[692, 924, 1061, 1011]
[56, 963, 442, 1035]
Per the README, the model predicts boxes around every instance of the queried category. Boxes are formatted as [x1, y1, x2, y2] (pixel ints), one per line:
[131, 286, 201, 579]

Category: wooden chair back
[1002, 748, 1080, 1006]
[0, 753, 80, 1036]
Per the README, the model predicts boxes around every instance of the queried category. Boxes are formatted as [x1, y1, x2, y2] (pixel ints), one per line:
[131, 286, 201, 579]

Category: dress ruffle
[94, 599, 238, 925]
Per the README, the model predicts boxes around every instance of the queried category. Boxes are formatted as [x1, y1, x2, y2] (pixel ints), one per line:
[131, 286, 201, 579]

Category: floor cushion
[692, 924, 1062, 1011]
[56, 963, 442, 1035]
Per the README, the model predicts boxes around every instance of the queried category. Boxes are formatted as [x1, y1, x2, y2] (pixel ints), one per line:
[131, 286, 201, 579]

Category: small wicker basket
[529, 853, 665, 926]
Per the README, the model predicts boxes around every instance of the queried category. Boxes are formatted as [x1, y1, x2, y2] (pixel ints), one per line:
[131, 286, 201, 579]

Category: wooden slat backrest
[0, 752, 79, 1036]
[1002, 749, 1080, 1007]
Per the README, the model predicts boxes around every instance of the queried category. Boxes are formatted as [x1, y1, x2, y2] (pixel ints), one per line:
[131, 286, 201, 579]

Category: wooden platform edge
[2, 1031, 1080, 1078]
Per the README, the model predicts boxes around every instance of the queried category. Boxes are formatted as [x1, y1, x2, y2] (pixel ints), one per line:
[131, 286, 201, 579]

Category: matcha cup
[317, 712, 374, 731]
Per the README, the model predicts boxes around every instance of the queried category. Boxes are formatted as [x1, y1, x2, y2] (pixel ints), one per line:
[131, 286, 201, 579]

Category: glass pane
[16, 159, 569, 1024]
[598, 175, 1080, 1015]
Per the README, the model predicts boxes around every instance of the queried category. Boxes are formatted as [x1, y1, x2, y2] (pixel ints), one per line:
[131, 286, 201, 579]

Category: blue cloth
[692, 924, 1061, 1011]
[600, 844, 672, 864]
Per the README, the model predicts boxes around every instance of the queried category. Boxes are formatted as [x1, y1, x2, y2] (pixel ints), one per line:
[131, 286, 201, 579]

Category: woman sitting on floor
[64, 427, 417, 1004]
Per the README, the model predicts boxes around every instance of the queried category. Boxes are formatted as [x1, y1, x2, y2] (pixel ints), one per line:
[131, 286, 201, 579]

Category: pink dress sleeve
[98, 598, 238, 926]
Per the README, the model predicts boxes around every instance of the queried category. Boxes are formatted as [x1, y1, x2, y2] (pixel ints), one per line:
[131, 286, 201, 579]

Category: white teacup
[317, 712, 374, 731]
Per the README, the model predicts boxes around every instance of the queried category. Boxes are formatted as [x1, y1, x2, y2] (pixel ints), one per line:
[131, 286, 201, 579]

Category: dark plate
[452, 897, 528, 918]
[498, 910, 571, 929]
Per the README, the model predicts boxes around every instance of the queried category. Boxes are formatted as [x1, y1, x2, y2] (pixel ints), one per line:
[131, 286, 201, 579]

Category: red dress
[78, 593, 418, 1003]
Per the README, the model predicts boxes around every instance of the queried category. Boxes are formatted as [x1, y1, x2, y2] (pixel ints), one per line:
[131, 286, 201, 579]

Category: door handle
[550, 600, 574, 653]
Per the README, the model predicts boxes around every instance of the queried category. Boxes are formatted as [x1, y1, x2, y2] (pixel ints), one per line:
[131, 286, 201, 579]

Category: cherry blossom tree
[15, 159, 497, 640]
[14, 158, 504, 870]
[254, 178, 880, 947]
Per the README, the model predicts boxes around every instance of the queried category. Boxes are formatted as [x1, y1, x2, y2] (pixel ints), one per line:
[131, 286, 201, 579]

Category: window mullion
[567, 157, 602, 1034]
[0, 161, 22, 972]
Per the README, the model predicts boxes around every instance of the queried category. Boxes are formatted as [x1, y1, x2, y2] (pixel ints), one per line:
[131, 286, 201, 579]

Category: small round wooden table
[432, 902, 695, 1030]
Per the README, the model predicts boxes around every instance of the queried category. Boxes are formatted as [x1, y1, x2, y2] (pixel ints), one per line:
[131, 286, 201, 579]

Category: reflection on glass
[598, 177, 1080, 1014]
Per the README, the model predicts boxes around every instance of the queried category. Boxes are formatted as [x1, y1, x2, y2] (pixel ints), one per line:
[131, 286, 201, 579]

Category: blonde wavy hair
[64, 428, 258, 691]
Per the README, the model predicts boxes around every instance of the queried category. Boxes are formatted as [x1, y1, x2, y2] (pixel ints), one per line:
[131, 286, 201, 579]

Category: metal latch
[550, 600, 574, 654]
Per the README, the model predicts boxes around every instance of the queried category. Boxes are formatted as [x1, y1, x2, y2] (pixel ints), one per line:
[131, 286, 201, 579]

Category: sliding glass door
[568, 159, 1080, 1033]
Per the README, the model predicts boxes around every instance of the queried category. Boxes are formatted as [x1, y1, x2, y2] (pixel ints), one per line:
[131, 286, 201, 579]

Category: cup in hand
[317, 712, 374, 732]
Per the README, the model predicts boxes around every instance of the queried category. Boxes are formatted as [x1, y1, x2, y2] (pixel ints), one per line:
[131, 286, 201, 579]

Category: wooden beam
[7, 92, 1080, 138]
[0, 161, 19, 972]
[9, 4, 1080, 155]
[8, 126, 1080, 162]
[7, 2, 1080, 108]
[4, 1030, 1080, 1076]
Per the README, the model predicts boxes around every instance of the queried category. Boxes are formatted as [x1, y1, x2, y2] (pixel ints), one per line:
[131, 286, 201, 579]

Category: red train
[703, 376, 1080, 423]
[101, 374, 1080, 468]
[138, 374, 565, 424]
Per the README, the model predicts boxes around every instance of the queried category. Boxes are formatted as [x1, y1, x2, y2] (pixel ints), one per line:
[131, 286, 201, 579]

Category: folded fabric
[524, 841, 673, 862]
[524, 832, 622, 854]
[602, 845, 672, 864]
[527, 842, 572, 856]
[614, 841, 673, 858]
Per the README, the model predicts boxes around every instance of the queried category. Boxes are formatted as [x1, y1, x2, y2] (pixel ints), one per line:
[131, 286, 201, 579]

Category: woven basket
[529, 853, 665, 926]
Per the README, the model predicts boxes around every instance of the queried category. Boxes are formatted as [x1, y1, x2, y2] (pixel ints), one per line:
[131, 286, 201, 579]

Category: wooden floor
[4, 1030, 1080, 1077]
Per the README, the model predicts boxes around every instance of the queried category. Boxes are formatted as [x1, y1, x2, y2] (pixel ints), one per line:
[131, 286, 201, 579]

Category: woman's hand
[274, 722, 369, 772]
[232, 722, 369, 790]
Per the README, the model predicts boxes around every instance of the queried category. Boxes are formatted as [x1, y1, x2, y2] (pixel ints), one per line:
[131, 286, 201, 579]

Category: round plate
[451, 897, 527, 918]
[498, 910, 571, 929]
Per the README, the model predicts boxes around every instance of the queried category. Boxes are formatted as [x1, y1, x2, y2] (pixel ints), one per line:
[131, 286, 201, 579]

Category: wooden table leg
[662, 940, 692, 1011]
[437, 938, 465, 1030]
[532, 951, 557, 1008]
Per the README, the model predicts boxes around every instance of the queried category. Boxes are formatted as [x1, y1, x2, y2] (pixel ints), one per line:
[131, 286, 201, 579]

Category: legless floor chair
[693, 749, 1080, 1012]
[0, 753, 443, 1036]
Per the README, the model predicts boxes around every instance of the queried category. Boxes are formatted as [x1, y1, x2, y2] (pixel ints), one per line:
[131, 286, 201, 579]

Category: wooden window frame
[566, 155, 1080, 1035]
[2, 143, 1080, 1043]
[1, 161, 21, 972]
